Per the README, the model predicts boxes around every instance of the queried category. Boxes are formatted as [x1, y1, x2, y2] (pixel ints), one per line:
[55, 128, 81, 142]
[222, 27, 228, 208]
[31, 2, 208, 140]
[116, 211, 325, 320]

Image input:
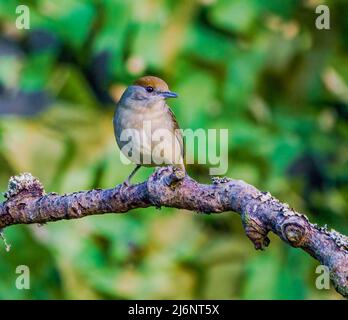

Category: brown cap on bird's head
[134, 76, 169, 92]
[133, 76, 178, 99]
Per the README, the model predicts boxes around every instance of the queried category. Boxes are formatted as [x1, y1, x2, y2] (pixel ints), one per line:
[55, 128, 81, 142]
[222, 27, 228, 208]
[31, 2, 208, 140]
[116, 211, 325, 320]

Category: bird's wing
[167, 105, 185, 160]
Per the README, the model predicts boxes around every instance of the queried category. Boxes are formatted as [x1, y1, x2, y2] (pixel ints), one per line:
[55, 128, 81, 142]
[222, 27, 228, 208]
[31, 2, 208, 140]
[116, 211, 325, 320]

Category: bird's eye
[146, 86, 154, 93]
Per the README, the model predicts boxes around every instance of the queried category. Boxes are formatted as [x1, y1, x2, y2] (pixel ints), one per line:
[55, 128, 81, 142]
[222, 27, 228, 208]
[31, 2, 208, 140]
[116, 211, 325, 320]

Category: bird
[113, 76, 185, 185]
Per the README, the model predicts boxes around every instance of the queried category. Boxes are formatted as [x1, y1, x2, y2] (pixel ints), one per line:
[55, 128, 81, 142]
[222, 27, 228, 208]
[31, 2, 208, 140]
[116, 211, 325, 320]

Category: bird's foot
[163, 166, 186, 186]
[122, 179, 131, 187]
[173, 166, 186, 179]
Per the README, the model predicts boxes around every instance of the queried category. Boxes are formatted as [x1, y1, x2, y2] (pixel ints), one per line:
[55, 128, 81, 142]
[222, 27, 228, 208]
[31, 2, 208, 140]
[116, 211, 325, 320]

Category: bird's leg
[124, 165, 141, 186]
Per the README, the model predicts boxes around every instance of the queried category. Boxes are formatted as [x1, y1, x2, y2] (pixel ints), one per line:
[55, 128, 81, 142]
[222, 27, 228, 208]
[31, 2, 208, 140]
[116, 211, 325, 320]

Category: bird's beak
[161, 91, 178, 99]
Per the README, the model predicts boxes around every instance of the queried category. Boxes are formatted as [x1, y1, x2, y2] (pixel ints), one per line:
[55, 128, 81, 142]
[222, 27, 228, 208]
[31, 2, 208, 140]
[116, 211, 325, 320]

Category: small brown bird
[113, 76, 185, 185]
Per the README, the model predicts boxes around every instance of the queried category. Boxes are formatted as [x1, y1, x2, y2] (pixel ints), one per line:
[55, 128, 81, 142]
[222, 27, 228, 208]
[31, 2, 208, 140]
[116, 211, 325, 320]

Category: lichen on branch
[0, 167, 347, 298]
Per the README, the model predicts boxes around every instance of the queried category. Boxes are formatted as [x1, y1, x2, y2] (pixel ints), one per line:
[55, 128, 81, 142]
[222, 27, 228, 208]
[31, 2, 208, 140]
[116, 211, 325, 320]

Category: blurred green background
[0, 0, 347, 299]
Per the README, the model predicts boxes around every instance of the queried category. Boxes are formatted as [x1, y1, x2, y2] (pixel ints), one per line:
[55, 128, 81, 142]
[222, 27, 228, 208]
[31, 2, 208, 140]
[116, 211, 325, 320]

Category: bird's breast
[114, 101, 182, 167]
[116, 102, 173, 132]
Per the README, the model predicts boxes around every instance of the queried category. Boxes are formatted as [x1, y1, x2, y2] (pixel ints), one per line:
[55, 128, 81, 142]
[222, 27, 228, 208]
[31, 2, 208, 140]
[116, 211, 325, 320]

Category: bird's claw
[122, 180, 131, 187]
[173, 167, 186, 180]
[163, 167, 185, 186]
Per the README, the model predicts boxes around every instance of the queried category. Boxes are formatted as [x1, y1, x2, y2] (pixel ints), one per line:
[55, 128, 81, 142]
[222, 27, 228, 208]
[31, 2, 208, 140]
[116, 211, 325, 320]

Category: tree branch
[1, 167, 347, 298]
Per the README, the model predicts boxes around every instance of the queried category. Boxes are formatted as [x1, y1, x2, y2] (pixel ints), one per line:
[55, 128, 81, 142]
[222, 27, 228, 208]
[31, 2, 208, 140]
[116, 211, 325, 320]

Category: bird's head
[119, 76, 178, 108]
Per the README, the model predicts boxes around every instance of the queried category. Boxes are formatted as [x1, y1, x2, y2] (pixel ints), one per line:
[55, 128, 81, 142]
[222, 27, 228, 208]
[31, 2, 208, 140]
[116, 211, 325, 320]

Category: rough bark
[0, 167, 347, 298]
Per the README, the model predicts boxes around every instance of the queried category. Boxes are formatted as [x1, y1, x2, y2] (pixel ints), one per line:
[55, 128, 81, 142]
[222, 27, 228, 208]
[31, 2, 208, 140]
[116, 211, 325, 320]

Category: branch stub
[5, 173, 45, 199]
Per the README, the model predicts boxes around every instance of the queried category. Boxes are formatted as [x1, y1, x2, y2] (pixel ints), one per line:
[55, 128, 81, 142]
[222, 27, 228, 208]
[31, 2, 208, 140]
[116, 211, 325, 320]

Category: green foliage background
[0, 0, 347, 299]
